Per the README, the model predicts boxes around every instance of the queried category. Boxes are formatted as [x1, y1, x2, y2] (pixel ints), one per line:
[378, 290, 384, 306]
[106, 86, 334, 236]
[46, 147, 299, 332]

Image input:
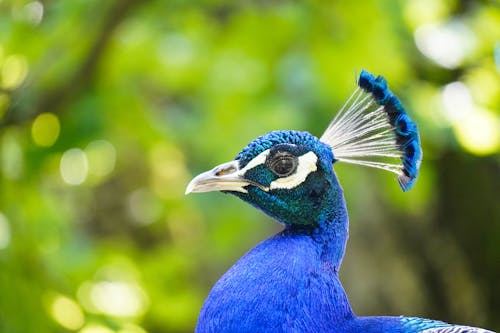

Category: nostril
[215, 166, 236, 176]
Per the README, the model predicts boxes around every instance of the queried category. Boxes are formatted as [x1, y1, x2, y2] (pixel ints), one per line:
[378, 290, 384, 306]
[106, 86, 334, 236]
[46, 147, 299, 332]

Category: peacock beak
[185, 160, 253, 194]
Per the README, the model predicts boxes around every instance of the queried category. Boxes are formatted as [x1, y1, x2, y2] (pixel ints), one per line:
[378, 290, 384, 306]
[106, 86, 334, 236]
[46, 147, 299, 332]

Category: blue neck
[278, 183, 352, 324]
[285, 180, 349, 272]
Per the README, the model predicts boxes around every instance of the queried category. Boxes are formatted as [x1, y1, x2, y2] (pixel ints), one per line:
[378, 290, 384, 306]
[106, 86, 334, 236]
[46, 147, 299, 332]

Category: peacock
[186, 70, 494, 333]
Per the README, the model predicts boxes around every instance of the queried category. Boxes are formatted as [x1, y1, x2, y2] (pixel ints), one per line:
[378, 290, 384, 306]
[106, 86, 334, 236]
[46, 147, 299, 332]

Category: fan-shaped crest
[320, 70, 422, 191]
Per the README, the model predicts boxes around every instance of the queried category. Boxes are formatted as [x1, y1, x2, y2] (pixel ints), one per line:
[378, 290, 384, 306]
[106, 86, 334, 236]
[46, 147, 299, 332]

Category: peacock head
[186, 130, 342, 226]
[186, 70, 422, 227]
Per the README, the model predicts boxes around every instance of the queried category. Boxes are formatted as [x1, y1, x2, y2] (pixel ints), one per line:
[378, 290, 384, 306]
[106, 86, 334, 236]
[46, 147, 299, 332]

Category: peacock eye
[266, 151, 298, 177]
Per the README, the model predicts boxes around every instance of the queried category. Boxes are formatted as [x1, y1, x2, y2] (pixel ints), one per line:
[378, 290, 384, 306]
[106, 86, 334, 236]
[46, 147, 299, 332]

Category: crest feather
[320, 70, 422, 191]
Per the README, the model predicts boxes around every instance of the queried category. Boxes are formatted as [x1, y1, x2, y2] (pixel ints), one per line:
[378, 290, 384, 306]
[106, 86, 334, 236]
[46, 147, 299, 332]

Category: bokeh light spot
[60, 148, 89, 185]
[89, 281, 148, 318]
[31, 112, 60, 147]
[23, 1, 44, 26]
[1, 54, 29, 89]
[453, 108, 500, 155]
[414, 21, 475, 69]
[50, 294, 85, 330]
[79, 323, 114, 333]
[0, 212, 11, 250]
[441, 81, 474, 123]
[466, 66, 500, 106]
[85, 140, 116, 179]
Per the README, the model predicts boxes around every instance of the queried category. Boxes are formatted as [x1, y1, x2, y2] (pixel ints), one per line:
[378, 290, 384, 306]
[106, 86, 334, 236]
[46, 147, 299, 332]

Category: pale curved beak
[185, 160, 252, 194]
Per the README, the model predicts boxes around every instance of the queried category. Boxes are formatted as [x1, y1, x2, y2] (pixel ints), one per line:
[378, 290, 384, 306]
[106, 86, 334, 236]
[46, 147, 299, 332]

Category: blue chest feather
[196, 231, 354, 333]
[195, 231, 460, 333]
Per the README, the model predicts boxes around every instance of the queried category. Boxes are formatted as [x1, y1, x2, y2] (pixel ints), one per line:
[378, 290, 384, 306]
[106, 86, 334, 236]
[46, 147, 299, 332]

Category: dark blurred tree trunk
[391, 150, 500, 330]
[435, 150, 500, 329]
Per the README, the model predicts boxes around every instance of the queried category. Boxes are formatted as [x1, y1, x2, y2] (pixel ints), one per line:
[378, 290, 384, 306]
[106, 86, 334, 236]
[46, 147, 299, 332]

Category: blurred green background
[1, 0, 499, 332]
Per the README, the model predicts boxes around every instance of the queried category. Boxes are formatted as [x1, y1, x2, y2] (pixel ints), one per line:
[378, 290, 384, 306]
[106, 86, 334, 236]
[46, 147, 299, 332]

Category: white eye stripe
[269, 151, 317, 190]
[240, 149, 319, 191]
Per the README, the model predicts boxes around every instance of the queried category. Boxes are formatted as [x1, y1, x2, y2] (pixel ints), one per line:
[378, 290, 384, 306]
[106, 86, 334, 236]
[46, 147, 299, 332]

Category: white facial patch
[238, 149, 318, 191]
[269, 151, 318, 190]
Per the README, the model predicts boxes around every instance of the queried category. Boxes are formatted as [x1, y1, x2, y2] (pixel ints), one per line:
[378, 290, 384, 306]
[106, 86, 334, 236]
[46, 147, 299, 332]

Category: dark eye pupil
[275, 158, 294, 175]
[267, 151, 298, 177]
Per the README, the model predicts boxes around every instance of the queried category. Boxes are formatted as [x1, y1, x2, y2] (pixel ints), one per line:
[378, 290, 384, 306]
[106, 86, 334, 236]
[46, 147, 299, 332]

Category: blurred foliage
[0, 0, 499, 332]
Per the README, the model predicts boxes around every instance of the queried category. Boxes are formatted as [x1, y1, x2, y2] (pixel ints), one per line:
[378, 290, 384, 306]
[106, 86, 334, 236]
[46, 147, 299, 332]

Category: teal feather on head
[357, 69, 422, 191]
